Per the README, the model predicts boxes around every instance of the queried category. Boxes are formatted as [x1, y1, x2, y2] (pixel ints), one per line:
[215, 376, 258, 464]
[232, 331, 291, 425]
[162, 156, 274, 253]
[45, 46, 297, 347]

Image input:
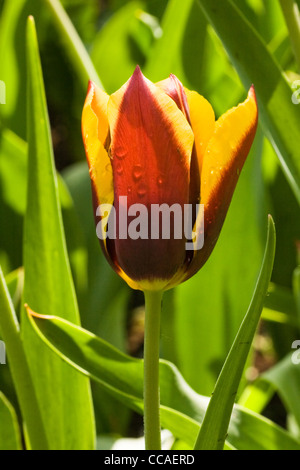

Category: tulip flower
[82, 66, 258, 450]
[82, 66, 258, 292]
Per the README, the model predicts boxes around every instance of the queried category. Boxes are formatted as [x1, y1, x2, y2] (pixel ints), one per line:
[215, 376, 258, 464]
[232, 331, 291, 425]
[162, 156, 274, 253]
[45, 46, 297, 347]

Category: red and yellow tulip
[82, 66, 258, 292]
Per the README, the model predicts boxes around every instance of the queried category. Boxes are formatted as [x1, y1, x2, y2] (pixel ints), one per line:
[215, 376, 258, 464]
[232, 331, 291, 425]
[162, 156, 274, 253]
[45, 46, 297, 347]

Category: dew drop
[132, 164, 143, 181]
[127, 186, 132, 194]
[157, 174, 164, 187]
[116, 162, 123, 175]
[137, 183, 147, 198]
[114, 146, 127, 160]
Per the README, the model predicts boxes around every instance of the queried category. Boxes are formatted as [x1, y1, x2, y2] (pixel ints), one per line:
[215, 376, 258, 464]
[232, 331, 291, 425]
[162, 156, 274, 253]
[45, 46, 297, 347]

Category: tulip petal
[106, 66, 194, 288]
[185, 86, 258, 280]
[82, 80, 114, 262]
[156, 75, 191, 122]
[156, 77, 201, 212]
[82, 81, 113, 208]
[107, 68, 194, 193]
[184, 89, 215, 173]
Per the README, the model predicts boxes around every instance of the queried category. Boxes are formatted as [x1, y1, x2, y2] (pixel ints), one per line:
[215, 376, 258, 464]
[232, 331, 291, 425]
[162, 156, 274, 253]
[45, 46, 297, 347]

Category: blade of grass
[193, 215, 276, 450]
[89, 1, 145, 94]
[22, 16, 95, 450]
[279, 0, 300, 72]
[45, 0, 102, 89]
[144, 0, 195, 80]
[0, 268, 48, 449]
[0, 392, 22, 450]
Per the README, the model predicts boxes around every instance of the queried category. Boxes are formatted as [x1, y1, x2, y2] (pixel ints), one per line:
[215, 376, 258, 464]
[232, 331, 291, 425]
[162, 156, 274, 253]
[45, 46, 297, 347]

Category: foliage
[0, 0, 300, 450]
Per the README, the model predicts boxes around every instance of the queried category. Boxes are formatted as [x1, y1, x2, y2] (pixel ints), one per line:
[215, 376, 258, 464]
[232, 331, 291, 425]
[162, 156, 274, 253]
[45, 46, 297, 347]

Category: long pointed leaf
[0, 267, 47, 449]
[0, 392, 22, 450]
[45, 0, 102, 90]
[145, 0, 195, 80]
[22, 16, 95, 450]
[194, 215, 276, 450]
[197, 0, 300, 205]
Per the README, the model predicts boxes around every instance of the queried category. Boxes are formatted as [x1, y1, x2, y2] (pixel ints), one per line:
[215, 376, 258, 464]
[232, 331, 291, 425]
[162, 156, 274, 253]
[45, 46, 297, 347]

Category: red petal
[106, 67, 194, 288]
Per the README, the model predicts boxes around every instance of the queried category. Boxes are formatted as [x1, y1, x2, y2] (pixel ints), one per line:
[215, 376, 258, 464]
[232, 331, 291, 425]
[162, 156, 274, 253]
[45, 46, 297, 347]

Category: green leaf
[0, 392, 22, 450]
[262, 282, 298, 327]
[22, 16, 95, 450]
[25, 304, 300, 450]
[144, 0, 243, 110]
[45, 0, 102, 90]
[0, 128, 27, 274]
[238, 380, 275, 415]
[0, 128, 27, 216]
[5, 267, 24, 311]
[194, 215, 276, 450]
[263, 353, 300, 429]
[293, 265, 300, 328]
[0, 0, 45, 137]
[278, 0, 300, 71]
[145, 0, 195, 81]
[197, 0, 300, 205]
[0, 267, 48, 449]
[0, 0, 29, 136]
[90, 1, 145, 94]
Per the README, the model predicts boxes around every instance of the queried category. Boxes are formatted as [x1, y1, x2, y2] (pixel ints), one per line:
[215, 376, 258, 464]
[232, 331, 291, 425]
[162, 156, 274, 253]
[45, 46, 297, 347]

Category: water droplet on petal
[157, 175, 164, 187]
[114, 146, 127, 160]
[127, 186, 132, 194]
[132, 164, 143, 181]
[137, 183, 147, 198]
[116, 162, 123, 175]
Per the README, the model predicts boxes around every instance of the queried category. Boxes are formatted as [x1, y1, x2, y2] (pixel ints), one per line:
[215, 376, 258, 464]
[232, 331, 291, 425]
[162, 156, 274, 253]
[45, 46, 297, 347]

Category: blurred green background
[1, 0, 300, 449]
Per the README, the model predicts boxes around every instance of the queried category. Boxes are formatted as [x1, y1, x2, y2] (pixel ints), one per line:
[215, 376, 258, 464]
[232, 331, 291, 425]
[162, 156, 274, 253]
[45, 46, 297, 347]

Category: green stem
[143, 290, 163, 450]
[279, 0, 300, 72]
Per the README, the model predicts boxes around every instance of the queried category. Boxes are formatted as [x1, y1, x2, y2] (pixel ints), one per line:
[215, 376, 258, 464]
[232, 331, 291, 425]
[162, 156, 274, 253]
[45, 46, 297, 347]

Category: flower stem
[143, 290, 163, 450]
[279, 0, 300, 72]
